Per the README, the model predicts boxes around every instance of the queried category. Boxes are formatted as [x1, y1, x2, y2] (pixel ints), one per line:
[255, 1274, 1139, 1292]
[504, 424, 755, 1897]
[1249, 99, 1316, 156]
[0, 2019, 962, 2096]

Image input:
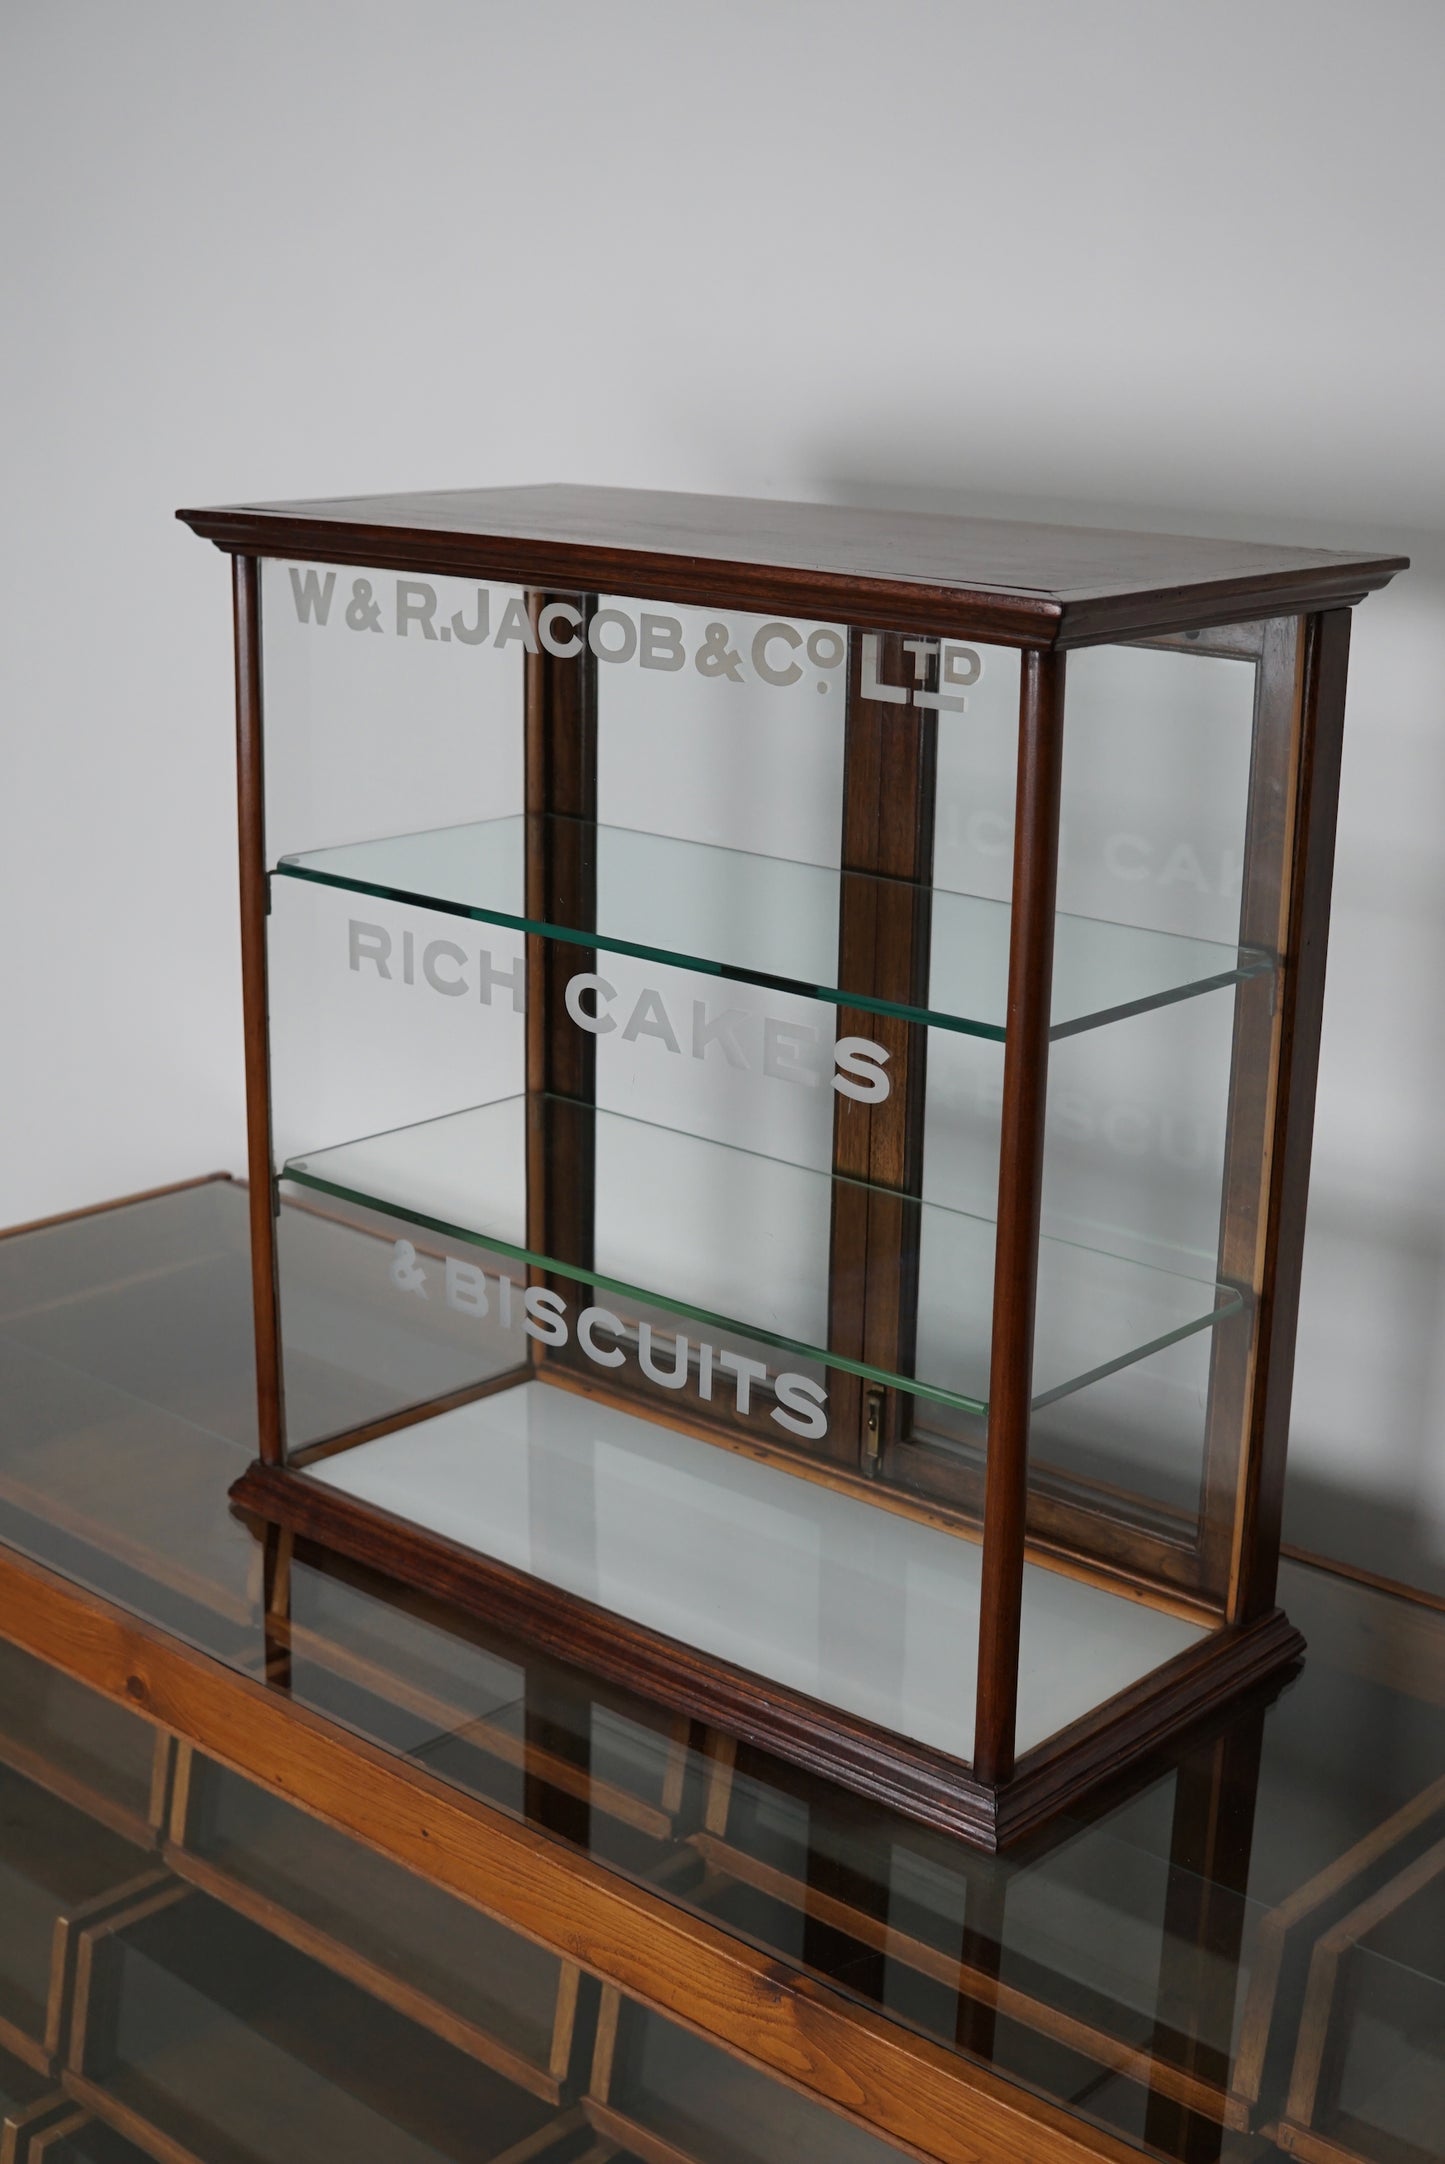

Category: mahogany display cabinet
[178, 485, 1406, 1849]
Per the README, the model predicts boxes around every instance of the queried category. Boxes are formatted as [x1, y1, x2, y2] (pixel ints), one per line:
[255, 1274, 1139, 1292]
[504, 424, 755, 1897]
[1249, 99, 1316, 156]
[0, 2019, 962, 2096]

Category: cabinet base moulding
[229, 1457, 1305, 1850]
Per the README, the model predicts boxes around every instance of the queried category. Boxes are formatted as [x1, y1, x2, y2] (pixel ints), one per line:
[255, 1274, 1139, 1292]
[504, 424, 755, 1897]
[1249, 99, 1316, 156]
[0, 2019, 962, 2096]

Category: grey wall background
[3, 0, 1443, 1594]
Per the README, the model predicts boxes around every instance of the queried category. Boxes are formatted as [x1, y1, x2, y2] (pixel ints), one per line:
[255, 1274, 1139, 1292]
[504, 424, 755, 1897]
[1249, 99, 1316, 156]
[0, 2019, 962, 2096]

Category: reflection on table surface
[1, 1176, 1442, 2164]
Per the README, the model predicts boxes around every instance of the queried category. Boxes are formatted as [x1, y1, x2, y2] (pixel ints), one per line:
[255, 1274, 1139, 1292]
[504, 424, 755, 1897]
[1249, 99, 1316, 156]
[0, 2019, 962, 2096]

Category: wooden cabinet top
[178, 483, 1407, 647]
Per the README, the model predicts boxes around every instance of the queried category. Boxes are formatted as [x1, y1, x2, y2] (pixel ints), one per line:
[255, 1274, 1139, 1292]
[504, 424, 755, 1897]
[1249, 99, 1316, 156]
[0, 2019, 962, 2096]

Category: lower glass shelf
[282, 1096, 1242, 1415]
[307, 1378, 1209, 1763]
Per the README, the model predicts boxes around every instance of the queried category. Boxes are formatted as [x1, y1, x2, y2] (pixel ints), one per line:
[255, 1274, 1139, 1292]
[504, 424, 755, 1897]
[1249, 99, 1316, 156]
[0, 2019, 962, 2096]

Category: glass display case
[178, 485, 1406, 1846]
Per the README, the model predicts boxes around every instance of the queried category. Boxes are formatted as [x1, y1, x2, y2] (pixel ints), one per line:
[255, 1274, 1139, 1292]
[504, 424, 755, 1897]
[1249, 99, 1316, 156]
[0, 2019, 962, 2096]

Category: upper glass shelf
[274, 817, 1271, 1042]
[282, 1095, 1242, 1417]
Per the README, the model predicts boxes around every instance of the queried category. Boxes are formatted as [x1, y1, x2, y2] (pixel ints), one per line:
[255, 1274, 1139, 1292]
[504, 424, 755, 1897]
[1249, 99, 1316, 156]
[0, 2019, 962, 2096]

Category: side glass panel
[936, 632, 1277, 1626]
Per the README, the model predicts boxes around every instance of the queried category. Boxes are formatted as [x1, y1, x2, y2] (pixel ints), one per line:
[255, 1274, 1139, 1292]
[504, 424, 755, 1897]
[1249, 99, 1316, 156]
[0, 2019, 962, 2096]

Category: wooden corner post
[973, 647, 1067, 1788]
[1227, 608, 1352, 1623]
[234, 552, 286, 1465]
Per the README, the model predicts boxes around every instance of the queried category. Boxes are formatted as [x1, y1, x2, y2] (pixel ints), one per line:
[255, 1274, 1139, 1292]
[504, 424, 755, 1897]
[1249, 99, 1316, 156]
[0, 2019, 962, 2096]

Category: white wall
[3, 0, 1443, 1591]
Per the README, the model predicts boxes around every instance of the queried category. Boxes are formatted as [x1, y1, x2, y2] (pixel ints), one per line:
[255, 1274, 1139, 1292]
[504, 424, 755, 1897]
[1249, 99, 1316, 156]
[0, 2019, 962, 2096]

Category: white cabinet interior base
[310, 1380, 1207, 1763]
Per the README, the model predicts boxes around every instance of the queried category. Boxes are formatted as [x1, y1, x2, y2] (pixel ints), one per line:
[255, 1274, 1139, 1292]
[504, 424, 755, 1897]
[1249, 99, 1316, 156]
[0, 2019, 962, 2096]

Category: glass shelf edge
[279, 1161, 989, 1417]
[278, 1158, 1241, 1421]
[272, 858, 1269, 1044]
[1028, 1286, 1245, 1411]
[1047, 958, 1273, 1041]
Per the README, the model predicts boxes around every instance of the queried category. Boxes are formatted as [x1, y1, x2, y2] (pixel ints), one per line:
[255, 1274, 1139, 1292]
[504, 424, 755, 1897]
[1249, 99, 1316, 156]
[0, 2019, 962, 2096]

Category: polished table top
[0, 1175, 1441, 2164]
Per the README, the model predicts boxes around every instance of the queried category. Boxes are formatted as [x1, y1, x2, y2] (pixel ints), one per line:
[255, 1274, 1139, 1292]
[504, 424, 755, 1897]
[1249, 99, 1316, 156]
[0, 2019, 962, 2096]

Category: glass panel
[606, 1999, 915, 2162]
[267, 876, 527, 1454]
[179, 1755, 568, 2083]
[0, 1179, 246, 1330]
[1011, 991, 1250, 1541]
[0, 1184, 265, 1666]
[80, 1891, 568, 2164]
[269, 880, 1237, 1438]
[259, 559, 524, 866]
[267, 876, 527, 1176]
[0, 1181, 255, 1450]
[931, 630, 1273, 1585]
[1320, 1942, 1445, 2162]
[0, 1334, 258, 1659]
[0, 1638, 156, 1832]
[277, 1549, 690, 1882]
[1054, 642, 1261, 943]
[594, 596, 849, 865]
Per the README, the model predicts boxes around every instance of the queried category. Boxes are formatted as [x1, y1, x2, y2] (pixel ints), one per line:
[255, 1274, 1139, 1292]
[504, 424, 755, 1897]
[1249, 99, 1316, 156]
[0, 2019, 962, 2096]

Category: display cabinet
[179, 485, 1406, 1847]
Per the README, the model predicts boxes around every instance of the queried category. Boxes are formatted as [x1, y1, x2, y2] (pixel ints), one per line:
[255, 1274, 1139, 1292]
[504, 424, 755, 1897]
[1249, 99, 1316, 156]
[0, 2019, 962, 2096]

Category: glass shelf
[282, 1096, 1242, 1415]
[274, 817, 1270, 1042]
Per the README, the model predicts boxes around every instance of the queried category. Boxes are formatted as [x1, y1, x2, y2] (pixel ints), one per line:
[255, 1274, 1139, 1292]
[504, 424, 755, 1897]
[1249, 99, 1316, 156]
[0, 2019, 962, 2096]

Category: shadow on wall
[800, 470, 1445, 1600]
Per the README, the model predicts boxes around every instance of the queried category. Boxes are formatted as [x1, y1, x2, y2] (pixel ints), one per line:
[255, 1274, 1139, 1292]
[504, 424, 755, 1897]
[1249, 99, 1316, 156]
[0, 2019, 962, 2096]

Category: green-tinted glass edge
[279, 1163, 1243, 1419]
[273, 860, 1270, 1043]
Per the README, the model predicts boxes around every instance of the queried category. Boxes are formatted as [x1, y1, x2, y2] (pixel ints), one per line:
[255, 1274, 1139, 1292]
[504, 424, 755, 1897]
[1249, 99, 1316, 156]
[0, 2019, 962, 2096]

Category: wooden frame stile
[233, 555, 285, 1469]
[973, 648, 1067, 1790]
[520, 593, 605, 1849]
[524, 587, 599, 1388]
[1192, 615, 1299, 1612]
[828, 630, 938, 1476]
[1225, 611, 1352, 1628]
